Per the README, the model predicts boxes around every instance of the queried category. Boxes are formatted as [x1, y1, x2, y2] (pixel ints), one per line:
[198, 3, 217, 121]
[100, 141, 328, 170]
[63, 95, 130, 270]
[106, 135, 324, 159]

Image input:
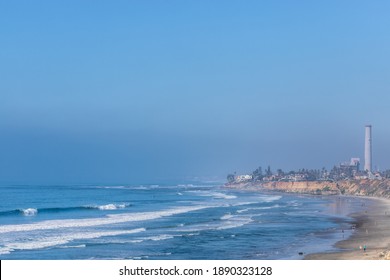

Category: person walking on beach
[364, 245, 367, 252]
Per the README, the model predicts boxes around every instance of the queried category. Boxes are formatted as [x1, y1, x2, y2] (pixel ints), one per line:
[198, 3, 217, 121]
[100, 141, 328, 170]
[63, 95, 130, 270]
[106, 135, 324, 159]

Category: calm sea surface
[0, 183, 368, 259]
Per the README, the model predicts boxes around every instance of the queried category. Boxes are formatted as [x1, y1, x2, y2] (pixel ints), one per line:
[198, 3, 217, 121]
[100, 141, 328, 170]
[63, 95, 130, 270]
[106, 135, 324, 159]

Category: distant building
[350, 158, 360, 170]
[234, 174, 253, 182]
[330, 158, 361, 180]
[339, 158, 360, 174]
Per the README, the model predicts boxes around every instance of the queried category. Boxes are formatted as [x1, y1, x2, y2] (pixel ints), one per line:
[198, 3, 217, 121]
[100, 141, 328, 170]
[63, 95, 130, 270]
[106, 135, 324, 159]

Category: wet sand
[305, 197, 390, 260]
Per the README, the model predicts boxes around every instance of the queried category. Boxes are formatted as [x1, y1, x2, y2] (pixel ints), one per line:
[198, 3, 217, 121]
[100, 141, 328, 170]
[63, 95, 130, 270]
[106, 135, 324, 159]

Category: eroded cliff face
[225, 179, 390, 199]
[335, 179, 390, 198]
[261, 181, 340, 195]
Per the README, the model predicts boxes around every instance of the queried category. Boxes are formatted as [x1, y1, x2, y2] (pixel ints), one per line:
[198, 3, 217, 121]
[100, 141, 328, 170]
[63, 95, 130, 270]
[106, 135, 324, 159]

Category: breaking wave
[0, 205, 218, 234]
[186, 190, 237, 199]
[0, 208, 39, 217]
[0, 203, 131, 217]
[0, 228, 146, 255]
[22, 208, 38, 216]
[94, 204, 128, 210]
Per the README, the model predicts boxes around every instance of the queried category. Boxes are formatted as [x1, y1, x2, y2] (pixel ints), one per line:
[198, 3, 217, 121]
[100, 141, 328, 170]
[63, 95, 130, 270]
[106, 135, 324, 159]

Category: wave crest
[95, 204, 127, 210]
[22, 208, 38, 216]
[0, 203, 131, 217]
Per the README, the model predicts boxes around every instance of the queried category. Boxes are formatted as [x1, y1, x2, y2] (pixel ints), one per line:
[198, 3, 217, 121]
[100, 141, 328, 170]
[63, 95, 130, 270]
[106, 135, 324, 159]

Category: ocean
[0, 183, 369, 260]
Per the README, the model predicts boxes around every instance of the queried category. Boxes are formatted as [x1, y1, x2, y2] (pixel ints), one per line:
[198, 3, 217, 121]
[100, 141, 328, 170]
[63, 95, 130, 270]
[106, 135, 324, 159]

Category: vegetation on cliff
[225, 179, 390, 199]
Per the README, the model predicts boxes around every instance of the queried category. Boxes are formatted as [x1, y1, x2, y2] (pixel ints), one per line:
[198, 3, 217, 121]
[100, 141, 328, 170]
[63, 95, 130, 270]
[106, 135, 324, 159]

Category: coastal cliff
[225, 179, 390, 199]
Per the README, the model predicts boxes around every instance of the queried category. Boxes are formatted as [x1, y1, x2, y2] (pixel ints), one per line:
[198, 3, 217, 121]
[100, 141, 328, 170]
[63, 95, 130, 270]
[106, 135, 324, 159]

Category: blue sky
[1, 1, 389, 184]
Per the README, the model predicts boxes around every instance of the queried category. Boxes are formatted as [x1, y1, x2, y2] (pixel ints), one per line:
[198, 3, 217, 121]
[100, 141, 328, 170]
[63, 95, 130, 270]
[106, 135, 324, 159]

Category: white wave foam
[148, 234, 176, 241]
[221, 214, 233, 220]
[0, 205, 216, 234]
[178, 213, 253, 232]
[127, 234, 178, 244]
[258, 195, 282, 202]
[212, 193, 237, 199]
[151, 234, 174, 241]
[59, 244, 86, 249]
[185, 232, 200, 236]
[0, 247, 11, 255]
[83, 203, 130, 210]
[217, 215, 253, 230]
[0, 228, 145, 255]
[129, 186, 148, 190]
[94, 186, 127, 189]
[177, 184, 194, 188]
[237, 204, 281, 213]
[187, 190, 237, 200]
[22, 208, 38, 216]
[97, 204, 127, 210]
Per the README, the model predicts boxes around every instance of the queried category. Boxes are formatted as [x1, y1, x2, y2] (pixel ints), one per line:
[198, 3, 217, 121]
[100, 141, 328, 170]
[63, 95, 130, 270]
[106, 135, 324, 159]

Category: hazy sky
[1, 1, 389, 184]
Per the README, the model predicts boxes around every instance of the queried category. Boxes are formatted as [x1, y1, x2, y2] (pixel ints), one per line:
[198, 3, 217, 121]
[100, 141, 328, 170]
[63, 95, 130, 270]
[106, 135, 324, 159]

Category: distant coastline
[225, 179, 390, 260]
[225, 179, 390, 199]
[305, 197, 390, 260]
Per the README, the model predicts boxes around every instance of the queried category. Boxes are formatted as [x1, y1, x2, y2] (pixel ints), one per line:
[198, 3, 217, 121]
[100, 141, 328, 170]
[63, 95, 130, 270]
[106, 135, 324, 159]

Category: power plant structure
[364, 125, 372, 172]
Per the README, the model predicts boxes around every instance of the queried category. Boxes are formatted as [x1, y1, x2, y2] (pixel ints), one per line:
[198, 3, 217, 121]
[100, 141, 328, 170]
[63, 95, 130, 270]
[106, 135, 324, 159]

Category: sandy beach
[305, 197, 390, 260]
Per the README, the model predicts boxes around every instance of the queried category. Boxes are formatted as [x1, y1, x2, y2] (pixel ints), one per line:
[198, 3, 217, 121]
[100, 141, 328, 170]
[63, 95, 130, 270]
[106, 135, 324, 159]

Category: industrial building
[364, 125, 372, 172]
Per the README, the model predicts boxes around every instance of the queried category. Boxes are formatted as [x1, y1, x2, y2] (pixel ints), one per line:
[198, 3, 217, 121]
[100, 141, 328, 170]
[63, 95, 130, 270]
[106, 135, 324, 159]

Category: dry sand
[305, 197, 390, 260]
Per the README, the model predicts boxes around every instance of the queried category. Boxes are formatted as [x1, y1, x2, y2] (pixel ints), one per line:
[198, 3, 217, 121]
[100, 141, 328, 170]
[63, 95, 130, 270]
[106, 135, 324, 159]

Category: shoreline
[224, 183, 390, 260]
[305, 196, 390, 260]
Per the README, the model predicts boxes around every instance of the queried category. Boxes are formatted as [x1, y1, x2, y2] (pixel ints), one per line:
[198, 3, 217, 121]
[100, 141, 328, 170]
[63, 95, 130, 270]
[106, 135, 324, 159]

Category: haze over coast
[1, 1, 390, 263]
[1, 2, 390, 185]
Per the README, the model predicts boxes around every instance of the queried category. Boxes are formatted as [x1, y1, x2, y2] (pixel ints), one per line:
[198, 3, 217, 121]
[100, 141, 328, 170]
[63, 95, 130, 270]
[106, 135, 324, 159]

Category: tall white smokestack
[364, 125, 372, 172]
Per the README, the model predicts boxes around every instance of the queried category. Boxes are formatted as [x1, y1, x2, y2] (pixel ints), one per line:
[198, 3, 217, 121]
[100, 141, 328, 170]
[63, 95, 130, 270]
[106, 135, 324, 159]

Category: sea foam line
[0, 199, 265, 234]
[94, 203, 128, 210]
[236, 204, 282, 213]
[0, 228, 146, 255]
[129, 234, 180, 244]
[186, 190, 237, 200]
[177, 212, 254, 232]
[0, 203, 132, 217]
[0, 205, 218, 234]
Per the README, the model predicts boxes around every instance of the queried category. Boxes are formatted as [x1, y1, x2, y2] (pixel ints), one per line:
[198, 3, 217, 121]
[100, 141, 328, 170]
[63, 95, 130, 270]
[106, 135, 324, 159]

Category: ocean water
[0, 183, 368, 260]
